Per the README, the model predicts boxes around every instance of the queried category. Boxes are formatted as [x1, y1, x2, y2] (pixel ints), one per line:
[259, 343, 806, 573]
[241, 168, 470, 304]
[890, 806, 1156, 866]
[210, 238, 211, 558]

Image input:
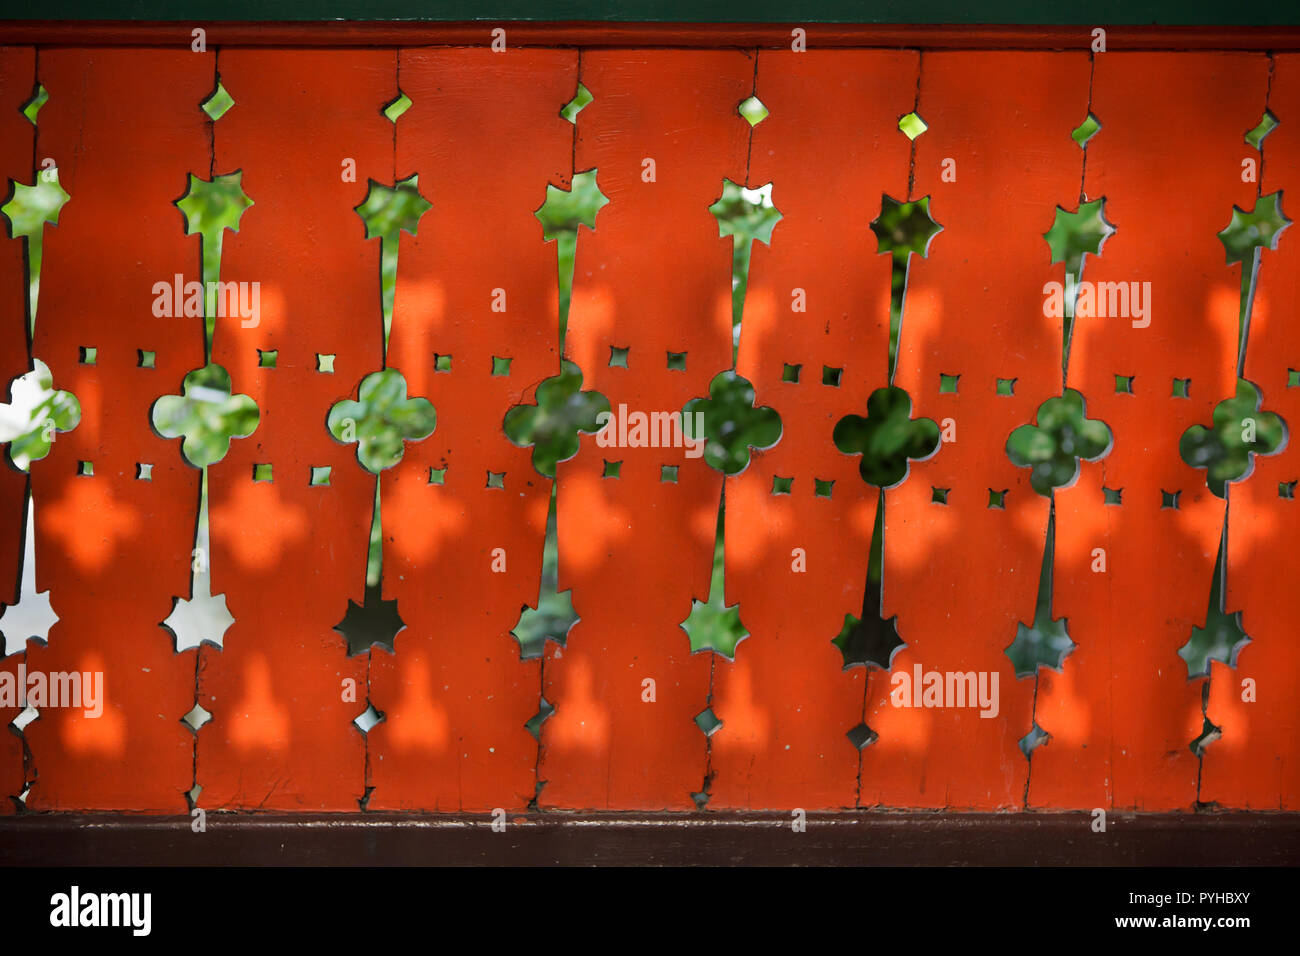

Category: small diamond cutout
[738, 95, 769, 126]
[1020, 722, 1050, 758]
[898, 111, 928, 140]
[181, 702, 212, 733]
[1071, 112, 1101, 147]
[21, 84, 49, 125]
[201, 81, 235, 121]
[1246, 110, 1279, 150]
[10, 705, 37, 734]
[383, 90, 412, 123]
[560, 82, 592, 124]
[846, 722, 878, 751]
[525, 697, 556, 740]
[353, 701, 385, 735]
[694, 707, 723, 738]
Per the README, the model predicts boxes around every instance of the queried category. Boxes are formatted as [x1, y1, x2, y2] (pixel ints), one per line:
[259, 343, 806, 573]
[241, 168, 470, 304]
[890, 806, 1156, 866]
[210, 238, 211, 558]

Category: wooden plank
[0, 46, 36, 812]
[881, 51, 1088, 808]
[1206, 53, 1300, 809]
[1042, 52, 1266, 809]
[23, 49, 210, 809]
[543, 50, 749, 809]
[201, 50, 392, 809]
[4, 809, 1300, 867]
[368, 48, 574, 811]
[711, 50, 913, 810]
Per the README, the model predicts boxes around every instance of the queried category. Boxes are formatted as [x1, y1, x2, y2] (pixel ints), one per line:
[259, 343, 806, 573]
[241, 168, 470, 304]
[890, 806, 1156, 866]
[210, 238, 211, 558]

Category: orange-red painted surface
[0, 46, 35, 813]
[1208, 53, 1300, 810]
[544, 50, 749, 808]
[1046, 53, 1263, 810]
[0, 45, 1295, 814]
[370, 49, 573, 810]
[202, 50, 390, 809]
[25, 50, 209, 809]
[714, 50, 914, 810]
[887, 51, 1089, 809]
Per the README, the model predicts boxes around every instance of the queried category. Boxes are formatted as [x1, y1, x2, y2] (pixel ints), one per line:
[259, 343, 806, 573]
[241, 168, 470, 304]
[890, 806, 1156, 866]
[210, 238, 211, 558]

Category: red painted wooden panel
[1044, 53, 1265, 809]
[543, 50, 749, 809]
[368, 48, 574, 811]
[712, 50, 914, 810]
[884, 51, 1088, 809]
[1207, 52, 1300, 809]
[202, 50, 391, 809]
[0, 46, 36, 811]
[24, 50, 210, 810]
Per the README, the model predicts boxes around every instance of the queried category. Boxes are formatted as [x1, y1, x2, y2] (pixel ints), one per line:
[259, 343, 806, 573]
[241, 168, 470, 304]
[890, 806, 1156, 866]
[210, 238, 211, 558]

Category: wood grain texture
[1207, 52, 1300, 810]
[0, 46, 36, 812]
[369, 48, 574, 811]
[202, 50, 391, 810]
[885, 51, 1090, 809]
[543, 50, 749, 809]
[1044, 52, 1266, 810]
[24, 49, 210, 810]
[712, 50, 914, 810]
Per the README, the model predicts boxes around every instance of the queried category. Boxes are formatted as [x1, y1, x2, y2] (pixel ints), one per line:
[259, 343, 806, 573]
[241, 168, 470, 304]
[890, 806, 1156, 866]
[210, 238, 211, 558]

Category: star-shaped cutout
[176, 171, 253, 242]
[536, 169, 609, 241]
[1007, 605, 1074, 679]
[2, 175, 71, 241]
[1006, 508, 1074, 678]
[163, 589, 235, 653]
[511, 587, 579, 660]
[871, 194, 943, 260]
[335, 587, 405, 657]
[680, 596, 748, 660]
[354, 174, 431, 241]
[832, 609, 904, 671]
[1218, 190, 1290, 265]
[0, 587, 57, 658]
[709, 178, 783, 247]
[1180, 606, 1249, 679]
[1043, 198, 1115, 267]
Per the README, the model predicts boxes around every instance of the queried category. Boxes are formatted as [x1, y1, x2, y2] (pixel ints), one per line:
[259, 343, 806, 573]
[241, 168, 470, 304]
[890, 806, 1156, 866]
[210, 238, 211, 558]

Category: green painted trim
[4, 1, 1297, 26]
